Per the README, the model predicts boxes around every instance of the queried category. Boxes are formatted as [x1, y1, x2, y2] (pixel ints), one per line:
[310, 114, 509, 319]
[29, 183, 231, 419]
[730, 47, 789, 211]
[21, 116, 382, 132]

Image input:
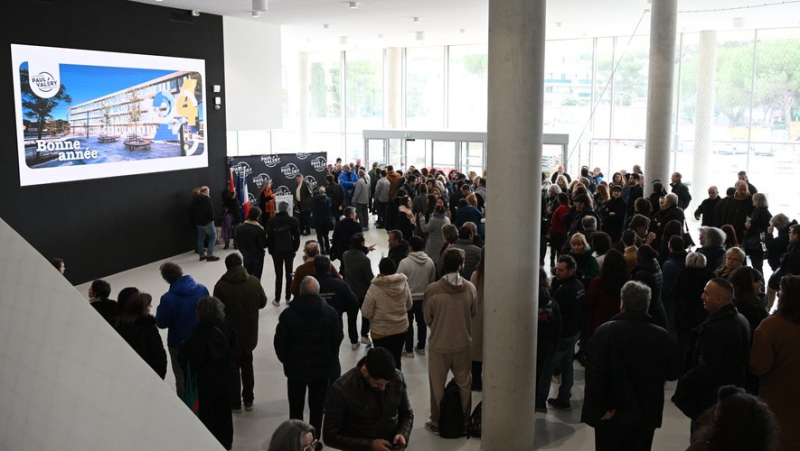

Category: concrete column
[644, 0, 678, 190]
[298, 52, 310, 152]
[692, 31, 716, 203]
[384, 47, 403, 129]
[482, 0, 545, 449]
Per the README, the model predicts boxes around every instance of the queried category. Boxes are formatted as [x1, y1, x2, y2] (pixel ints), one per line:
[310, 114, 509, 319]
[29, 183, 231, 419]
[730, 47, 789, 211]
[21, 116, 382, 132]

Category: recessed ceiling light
[415, 31, 425, 41]
[155, 0, 164, 2]
[251, 10, 260, 18]
[460, 28, 465, 34]
[556, 22, 562, 28]
[378, 34, 383, 39]
[323, 23, 330, 29]
[412, 17, 420, 23]
[348, 2, 358, 9]
[252, 0, 268, 11]
[340, 36, 349, 45]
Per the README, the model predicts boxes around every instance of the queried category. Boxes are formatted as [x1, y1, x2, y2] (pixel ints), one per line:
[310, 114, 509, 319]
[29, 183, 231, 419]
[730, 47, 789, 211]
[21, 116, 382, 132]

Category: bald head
[701, 278, 734, 313]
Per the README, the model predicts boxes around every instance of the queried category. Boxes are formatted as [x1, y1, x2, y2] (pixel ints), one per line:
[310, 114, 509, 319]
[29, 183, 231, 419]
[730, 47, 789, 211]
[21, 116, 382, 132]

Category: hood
[438, 273, 469, 294]
[371, 273, 408, 297]
[169, 275, 201, 296]
[221, 266, 248, 285]
[289, 294, 326, 316]
[406, 251, 429, 264]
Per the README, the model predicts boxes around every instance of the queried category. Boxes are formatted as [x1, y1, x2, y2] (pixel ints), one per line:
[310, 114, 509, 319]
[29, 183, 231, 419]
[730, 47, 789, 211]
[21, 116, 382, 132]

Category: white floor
[76, 224, 691, 451]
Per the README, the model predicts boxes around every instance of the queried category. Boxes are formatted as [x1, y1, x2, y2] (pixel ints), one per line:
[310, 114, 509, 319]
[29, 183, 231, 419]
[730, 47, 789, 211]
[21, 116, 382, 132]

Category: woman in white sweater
[362, 258, 413, 370]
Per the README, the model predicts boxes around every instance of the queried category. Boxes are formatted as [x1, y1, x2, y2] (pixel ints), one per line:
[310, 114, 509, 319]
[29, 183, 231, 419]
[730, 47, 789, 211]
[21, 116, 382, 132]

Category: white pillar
[384, 47, 403, 129]
[482, 0, 545, 448]
[692, 31, 716, 203]
[644, 0, 678, 189]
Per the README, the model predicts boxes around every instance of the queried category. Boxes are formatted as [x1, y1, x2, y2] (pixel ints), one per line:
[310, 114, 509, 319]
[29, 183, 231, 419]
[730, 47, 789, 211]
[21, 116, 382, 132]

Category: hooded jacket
[397, 252, 436, 300]
[362, 274, 413, 337]
[156, 275, 209, 347]
[213, 265, 268, 353]
[423, 274, 477, 353]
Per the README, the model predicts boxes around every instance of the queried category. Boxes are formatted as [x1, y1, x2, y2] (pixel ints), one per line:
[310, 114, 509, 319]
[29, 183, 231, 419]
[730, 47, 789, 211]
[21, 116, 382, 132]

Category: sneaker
[232, 407, 243, 414]
[244, 403, 253, 412]
[547, 398, 572, 411]
[206, 255, 220, 262]
[199, 255, 208, 261]
[424, 420, 439, 435]
[402, 350, 415, 358]
[535, 404, 547, 413]
[414, 347, 426, 356]
[272, 299, 280, 306]
[351, 342, 360, 350]
[360, 336, 371, 345]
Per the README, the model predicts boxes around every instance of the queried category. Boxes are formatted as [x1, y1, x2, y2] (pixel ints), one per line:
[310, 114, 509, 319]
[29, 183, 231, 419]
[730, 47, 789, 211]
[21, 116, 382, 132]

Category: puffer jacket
[323, 358, 413, 450]
[156, 275, 209, 347]
[362, 274, 413, 337]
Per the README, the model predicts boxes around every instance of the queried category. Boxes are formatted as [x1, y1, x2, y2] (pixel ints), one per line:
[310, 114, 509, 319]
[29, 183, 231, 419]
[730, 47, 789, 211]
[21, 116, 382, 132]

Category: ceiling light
[556, 22, 562, 28]
[155, 0, 164, 2]
[412, 17, 420, 23]
[348, 2, 358, 9]
[252, 0, 268, 11]
[251, 10, 260, 18]
[460, 28, 465, 34]
[340, 36, 349, 45]
[378, 34, 383, 39]
[415, 31, 425, 41]
[323, 23, 330, 29]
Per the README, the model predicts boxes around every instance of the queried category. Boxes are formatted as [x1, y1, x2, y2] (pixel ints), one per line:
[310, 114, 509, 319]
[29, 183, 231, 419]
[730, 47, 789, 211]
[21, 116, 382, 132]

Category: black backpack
[467, 401, 482, 438]
[272, 224, 293, 253]
[438, 379, 465, 438]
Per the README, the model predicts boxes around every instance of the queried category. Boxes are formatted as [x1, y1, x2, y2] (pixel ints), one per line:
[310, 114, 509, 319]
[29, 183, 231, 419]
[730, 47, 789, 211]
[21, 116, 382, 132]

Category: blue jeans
[537, 333, 579, 403]
[196, 221, 217, 256]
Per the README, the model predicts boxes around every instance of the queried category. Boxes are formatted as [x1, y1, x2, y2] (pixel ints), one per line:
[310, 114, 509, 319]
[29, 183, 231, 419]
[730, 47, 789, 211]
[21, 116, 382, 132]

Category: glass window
[345, 50, 383, 132]
[406, 47, 445, 129]
[308, 52, 342, 133]
[406, 139, 429, 170]
[448, 45, 488, 130]
[432, 140, 456, 173]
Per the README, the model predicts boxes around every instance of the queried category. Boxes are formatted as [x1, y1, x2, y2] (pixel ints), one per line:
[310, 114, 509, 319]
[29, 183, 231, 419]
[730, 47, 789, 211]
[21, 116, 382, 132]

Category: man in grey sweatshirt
[397, 236, 436, 358]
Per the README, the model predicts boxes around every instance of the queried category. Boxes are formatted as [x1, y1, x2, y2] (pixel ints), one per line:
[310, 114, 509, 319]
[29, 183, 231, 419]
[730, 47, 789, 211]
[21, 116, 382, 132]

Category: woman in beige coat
[749, 275, 800, 451]
[362, 258, 413, 370]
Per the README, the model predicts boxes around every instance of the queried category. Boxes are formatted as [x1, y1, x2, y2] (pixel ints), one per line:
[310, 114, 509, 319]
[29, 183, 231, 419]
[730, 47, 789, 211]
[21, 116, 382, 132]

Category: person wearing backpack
[267, 201, 301, 305]
[423, 247, 477, 435]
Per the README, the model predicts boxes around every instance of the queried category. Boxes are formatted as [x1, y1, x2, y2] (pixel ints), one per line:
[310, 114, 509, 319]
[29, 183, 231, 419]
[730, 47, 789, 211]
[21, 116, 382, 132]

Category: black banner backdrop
[227, 152, 328, 205]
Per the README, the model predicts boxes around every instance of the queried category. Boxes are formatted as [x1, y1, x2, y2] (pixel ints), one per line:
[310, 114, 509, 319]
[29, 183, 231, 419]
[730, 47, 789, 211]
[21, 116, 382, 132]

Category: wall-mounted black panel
[0, 0, 227, 284]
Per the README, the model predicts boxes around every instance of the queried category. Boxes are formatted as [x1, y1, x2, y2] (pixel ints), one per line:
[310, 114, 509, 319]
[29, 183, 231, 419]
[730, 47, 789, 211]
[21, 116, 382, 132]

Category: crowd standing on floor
[60, 160, 800, 451]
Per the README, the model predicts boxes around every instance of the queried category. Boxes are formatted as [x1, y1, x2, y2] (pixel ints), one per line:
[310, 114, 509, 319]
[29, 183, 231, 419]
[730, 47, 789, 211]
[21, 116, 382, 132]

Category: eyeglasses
[302, 439, 320, 451]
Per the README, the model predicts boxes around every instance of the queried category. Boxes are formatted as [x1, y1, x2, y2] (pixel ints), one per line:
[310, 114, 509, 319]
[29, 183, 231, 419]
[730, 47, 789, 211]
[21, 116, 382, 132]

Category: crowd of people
[64, 159, 800, 451]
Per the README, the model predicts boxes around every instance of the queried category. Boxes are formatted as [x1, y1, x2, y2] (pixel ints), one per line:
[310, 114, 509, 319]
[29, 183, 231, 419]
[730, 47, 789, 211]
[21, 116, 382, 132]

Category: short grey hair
[299, 276, 320, 296]
[582, 215, 597, 230]
[268, 419, 315, 451]
[665, 193, 678, 206]
[770, 213, 791, 229]
[343, 206, 356, 218]
[548, 184, 562, 195]
[702, 227, 725, 248]
[726, 246, 746, 262]
[196, 296, 225, 325]
[278, 201, 290, 213]
[620, 280, 651, 313]
[686, 252, 707, 269]
[753, 192, 768, 208]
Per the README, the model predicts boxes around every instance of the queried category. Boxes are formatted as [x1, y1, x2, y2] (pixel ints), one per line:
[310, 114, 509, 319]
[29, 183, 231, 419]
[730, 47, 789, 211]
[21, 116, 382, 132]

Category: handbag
[183, 362, 200, 415]
[682, 221, 695, 248]
[743, 234, 762, 253]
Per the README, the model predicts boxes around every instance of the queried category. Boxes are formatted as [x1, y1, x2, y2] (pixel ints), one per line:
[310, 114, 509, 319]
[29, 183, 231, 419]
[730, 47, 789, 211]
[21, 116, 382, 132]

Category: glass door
[432, 140, 457, 173]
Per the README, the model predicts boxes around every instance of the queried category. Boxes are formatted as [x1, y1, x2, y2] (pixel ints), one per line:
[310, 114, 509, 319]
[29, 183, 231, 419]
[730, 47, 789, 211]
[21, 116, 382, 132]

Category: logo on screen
[296, 152, 310, 160]
[231, 162, 253, 177]
[261, 155, 281, 167]
[253, 173, 271, 188]
[275, 185, 292, 197]
[32, 72, 58, 93]
[306, 176, 318, 191]
[311, 157, 327, 172]
[248, 193, 257, 206]
[281, 163, 300, 179]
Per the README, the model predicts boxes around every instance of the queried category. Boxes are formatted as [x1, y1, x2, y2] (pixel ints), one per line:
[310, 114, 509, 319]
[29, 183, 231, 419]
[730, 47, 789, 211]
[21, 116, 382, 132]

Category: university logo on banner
[281, 163, 300, 179]
[274, 185, 292, 197]
[311, 156, 327, 172]
[296, 152, 310, 160]
[306, 176, 318, 191]
[253, 173, 271, 189]
[248, 192, 256, 206]
[231, 162, 253, 177]
[261, 154, 281, 168]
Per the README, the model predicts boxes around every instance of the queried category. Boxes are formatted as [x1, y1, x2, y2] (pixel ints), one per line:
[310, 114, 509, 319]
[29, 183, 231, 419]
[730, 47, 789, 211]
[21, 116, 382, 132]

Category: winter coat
[423, 274, 477, 353]
[316, 271, 359, 318]
[697, 245, 725, 271]
[454, 205, 485, 238]
[770, 241, 800, 287]
[189, 193, 215, 226]
[385, 171, 402, 199]
[570, 249, 600, 288]
[734, 292, 768, 394]
[323, 358, 413, 450]
[296, 181, 313, 212]
[362, 274, 413, 337]
[673, 267, 714, 331]
[537, 288, 562, 362]
[342, 246, 374, 299]
[235, 221, 267, 261]
[290, 261, 342, 298]
[332, 219, 363, 260]
[694, 196, 721, 227]
[630, 258, 669, 331]
[582, 311, 681, 429]
[374, 177, 390, 203]
[602, 197, 627, 242]
[420, 213, 450, 265]
[585, 276, 624, 338]
[397, 252, 436, 300]
[353, 177, 370, 205]
[450, 239, 482, 281]
[551, 275, 586, 339]
[765, 223, 794, 271]
[673, 303, 750, 420]
[274, 294, 342, 382]
[339, 170, 358, 196]
[671, 182, 692, 209]
[91, 299, 119, 326]
[387, 241, 409, 270]
[750, 314, 800, 451]
[662, 250, 687, 315]
[183, 320, 237, 406]
[116, 315, 167, 379]
[743, 206, 772, 249]
[213, 265, 268, 353]
[156, 275, 209, 347]
[310, 194, 332, 222]
[722, 194, 754, 240]
[221, 191, 243, 224]
[266, 211, 301, 255]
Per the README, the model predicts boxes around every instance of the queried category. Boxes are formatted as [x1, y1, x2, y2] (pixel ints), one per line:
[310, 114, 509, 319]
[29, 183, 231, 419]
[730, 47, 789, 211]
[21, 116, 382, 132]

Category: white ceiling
[130, 0, 800, 51]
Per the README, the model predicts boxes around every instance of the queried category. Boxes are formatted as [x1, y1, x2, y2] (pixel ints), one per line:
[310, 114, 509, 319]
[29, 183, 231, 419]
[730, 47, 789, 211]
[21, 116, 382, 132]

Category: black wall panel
[0, 0, 228, 284]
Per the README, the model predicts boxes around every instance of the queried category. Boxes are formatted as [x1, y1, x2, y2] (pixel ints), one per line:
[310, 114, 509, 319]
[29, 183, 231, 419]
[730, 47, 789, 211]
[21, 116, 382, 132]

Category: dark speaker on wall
[170, 10, 195, 23]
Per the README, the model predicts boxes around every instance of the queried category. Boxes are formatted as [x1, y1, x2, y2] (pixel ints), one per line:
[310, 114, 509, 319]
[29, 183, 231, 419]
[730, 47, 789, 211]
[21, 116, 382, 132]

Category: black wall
[0, 0, 228, 284]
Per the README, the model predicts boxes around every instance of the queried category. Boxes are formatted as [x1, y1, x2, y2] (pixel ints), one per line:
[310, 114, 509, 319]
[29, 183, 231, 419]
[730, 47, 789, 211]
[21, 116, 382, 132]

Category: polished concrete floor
[76, 224, 692, 450]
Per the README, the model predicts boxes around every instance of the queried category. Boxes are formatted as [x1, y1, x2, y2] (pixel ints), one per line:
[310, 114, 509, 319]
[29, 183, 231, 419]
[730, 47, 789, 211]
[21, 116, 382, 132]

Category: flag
[238, 172, 250, 219]
[228, 168, 235, 193]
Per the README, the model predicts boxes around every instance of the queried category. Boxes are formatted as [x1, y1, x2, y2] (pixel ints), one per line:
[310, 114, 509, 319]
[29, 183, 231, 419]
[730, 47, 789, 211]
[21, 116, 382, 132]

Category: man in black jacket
[582, 281, 681, 450]
[266, 201, 301, 304]
[189, 185, 220, 262]
[670, 172, 692, 210]
[323, 347, 413, 451]
[274, 276, 343, 438]
[235, 207, 268, 280]
[313, 255, 359, 380]
[331, 207, 363, 263]
[694, 186, 721, 227]
[537, 255, 586, 412]
[342, 233, 376, 348]
[673, 278, 750, 434]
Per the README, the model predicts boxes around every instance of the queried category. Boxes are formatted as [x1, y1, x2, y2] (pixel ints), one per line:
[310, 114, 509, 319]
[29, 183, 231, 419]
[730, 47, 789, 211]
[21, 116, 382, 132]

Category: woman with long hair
[585, 249, 629, 338]
[221, 186, 242, 250]
[730, 266, 768, 394]
[267, 419, 319, 451]
[743, 193, 772, 276]
[658, 219, 685, 265]
[750, 275, 800, 450]
[258, 179, 276, 228]
[593, 183, 610, 215]
[674, 252, 715, 372]
[115, 292, 167, 379]
[568, 232, 600, 288]
[721, 224, 739, 249]
[550, 192, 571, 261]
[395, 195, 415, 241]
[420, 196, 451, 266]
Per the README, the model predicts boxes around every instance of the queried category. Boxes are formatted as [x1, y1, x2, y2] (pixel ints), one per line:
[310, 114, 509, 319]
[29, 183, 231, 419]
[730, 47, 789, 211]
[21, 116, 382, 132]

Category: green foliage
[310, 62, 327, 117]
[346, 59, 380, 117]
[20, 67, 72, 140]
[463, 54, 488, 76]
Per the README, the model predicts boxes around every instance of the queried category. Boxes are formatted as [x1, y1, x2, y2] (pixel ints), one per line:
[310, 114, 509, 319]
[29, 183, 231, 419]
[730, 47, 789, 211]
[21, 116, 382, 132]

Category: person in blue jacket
[156, 261, 210, 398]
[339, 165, 358, 208]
